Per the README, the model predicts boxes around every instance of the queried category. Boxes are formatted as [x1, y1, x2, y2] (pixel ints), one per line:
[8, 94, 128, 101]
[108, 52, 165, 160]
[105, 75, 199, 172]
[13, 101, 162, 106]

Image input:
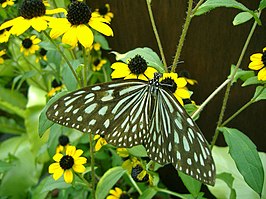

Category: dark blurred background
[89, 0, 265, 197]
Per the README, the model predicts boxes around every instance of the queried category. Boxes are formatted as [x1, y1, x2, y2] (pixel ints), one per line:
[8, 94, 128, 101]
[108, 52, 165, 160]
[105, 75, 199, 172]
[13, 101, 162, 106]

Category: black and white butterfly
[46, 73, 215, 185]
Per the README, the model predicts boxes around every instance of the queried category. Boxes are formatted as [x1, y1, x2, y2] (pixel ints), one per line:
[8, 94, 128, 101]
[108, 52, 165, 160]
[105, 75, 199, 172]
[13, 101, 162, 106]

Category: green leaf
[195, 0, 250, 16]
[220, 127, 264, 195]
[216, 172, 236, 199]
[0, 160, 14, 173]
[139, 188, 157, 199]
[251, 86, 266, 102]
[62, 60, 81, 91]
[0, 116, 25, 135]
[94, 33, 110, 50]
[233, 12, 253, 25]
[111, 47, 165, 73]
[179, 172, 201, 197]
[127, 145, 148, 157]
[259, 0, 266, 10]
[95, 166, 127, 199]
[0, 86, 27, 108]
[0, 100, 25, 118]
[242, 76, 265, 86]
[41, 176, 72, 193]
[229, 65, 255, 83]
[208, 146, 265, 199]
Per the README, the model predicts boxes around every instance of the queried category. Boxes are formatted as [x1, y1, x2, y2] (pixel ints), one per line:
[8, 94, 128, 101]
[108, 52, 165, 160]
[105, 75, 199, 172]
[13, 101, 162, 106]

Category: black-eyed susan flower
[47, 80, 64, 97]
[92, 58, 107, 71]
[94, 134, 107, 151]
[36, 47, 47, 62]
[116, 148, 129, 158]
[56, 135, 70, 153]
[20, 35, 41, 56]
[95, 4, 114, 22]
[0, 0, 65, 36]
[0, 28, 11, 43]
[248, 47, 266, 81]
[0, 50, 6, 64]
[178, 70, 198, 85]
[49, 1, 113, 48]
[111, 55, 157, 81]
[49, 145, 87, 184]
[160, 72, 190, 105]
[107, 187, 131, 199]
[91, 42, 101, 51]
[1, 0, 15, 8]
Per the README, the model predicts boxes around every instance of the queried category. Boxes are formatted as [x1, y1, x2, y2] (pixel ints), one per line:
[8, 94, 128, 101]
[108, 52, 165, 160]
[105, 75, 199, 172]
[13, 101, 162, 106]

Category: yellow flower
[49, 145, 87, 184]
[111, 55, 157, 81]
[56, 135, 70, 153]
[1, 0, 15, 8]
[36, 48, 48, 63]
[0, 50, 6, 64]
[90, 42, 101, 51]
[116, 148, 129, 158]
[94, 135, 108, 151]
[94, 4, 114, 22]
[92, 58, 107, 71]
[178, 70, 198, 85]
[49, 1, 113, 48]
[107, 187, 130, 199]
[248, 47, 266, 81]
[0, 0, 65, 36]
[47, 81, 64, 97]
[0, 28, 11, 43]
[160, 72, 190, 105]
[20, 35, 41, 56]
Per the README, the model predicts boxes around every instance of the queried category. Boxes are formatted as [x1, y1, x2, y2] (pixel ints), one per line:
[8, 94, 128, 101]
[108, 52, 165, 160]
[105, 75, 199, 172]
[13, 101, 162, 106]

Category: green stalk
[156, 187, 186, 198]
[89, 133, 96, 199]
[82, 46, 89, 87]
[126, 173, 142, 195]
[146, 0, 167, 70]
[171, 0, 193, 72]
[43, 31, 82, 88]
[211, 13, 260, 149]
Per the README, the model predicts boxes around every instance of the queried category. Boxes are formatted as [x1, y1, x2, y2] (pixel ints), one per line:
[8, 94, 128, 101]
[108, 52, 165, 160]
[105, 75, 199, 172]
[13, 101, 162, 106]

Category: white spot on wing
[85, 103, 97, 114]
[91, 86, 101, 91]
[183, 136, 190, 152]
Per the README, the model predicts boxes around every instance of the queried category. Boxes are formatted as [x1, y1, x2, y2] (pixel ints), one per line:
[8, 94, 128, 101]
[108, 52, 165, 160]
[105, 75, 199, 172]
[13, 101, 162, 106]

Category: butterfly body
[46, 73, 216, 185]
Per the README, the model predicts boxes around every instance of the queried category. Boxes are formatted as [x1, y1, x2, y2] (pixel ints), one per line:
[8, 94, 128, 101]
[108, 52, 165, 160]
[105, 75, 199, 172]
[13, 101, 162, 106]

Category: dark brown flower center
[98, 5, 108, 15]
[120, 193, 130, 199]
[160, 77, 177, 94]
[131, 164, 149, 182]
[58, 135, 69, 146]
[52, 80, 62, 87]
[262, 51, 266, 65]
[128, 55, 148, 75]
[93, 59, 100, 66]
[22, 38, 33, 49]
[20, 0, 46, 19]
[67, 1, 91, 25]
[39, 48, 47, 56]
[59, 155, 74, 170]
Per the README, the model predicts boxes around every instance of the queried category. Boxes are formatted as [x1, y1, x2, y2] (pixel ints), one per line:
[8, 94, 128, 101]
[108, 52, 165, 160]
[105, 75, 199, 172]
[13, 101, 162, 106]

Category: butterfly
[46, 73, 216, 185]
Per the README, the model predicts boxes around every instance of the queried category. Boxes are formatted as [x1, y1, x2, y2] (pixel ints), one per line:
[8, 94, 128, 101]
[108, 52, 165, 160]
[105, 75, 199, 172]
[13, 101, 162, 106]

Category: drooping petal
[74, 157, 87, 165]
[31, 17, 48, 32]
[111, 63, 131, 79]
[144, 67, 158, 79]
[0, 17, 23, 30]
[64, 170, 73, 183]
[95, 138, 107, 151]
[176, 88, 190, 99]
[62, 26, 78, 48]
[248, 61, 264, 70]
[76, 25, 93, 48]
[73, 164, 86, 173]
[10, 19, 31, 36]
[174, 95, 184, 106]
[91, 12, 110, 23]
[258, 67, 266, 81]
[124, 73, 138, 80]
[49, 19, 70, 38]
[53, 153, 63, 162]
[138, 74, 149, 81]
[66, 145, 76, 157]
[89, 18, 113, 36]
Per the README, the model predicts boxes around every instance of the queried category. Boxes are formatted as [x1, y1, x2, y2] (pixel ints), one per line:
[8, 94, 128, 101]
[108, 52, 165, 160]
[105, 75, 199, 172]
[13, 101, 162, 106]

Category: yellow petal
[250, 53, 262, 61]
[48, 162, 61, 173]
[73, 164, 86, 173]
[106, 196, 117, 199]
[62, 26, 78, 47]
[258, 67, 266, 81]
[137, 74, 149, 81]
[111, 65, 131, 79]
[144, 67, 157, 79]
[176, 88, 190, 99]
[64, 170, 73, 183]
[124, 73, 138, 80]
[91, 12, 110, 23]
[73, 149, 84, 159]
[0, 17, 23, 30]
[76, 25, 93, 48]
[248, 61, 264, 70]
[46, 8, 67, 15]
[53, 153, 63, 162]
[10, 19, 31, 35]
[176, 77, 187, 88]
[89, 18, 113, 36]
[174, 95, 184, 106]
[111, 62, 127, 70]
[74, 156, 87, 165]
[31, 17, 48, 32]
[52, 168, 64, 180]
[95, 138, 107, 151]
[49, 19, 70, 38]
[66, 145, 76, 156]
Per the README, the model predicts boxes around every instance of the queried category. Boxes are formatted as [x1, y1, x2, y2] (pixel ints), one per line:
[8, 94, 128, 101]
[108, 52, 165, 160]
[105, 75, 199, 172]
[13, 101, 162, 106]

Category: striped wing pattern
[46, 78, 216, 185]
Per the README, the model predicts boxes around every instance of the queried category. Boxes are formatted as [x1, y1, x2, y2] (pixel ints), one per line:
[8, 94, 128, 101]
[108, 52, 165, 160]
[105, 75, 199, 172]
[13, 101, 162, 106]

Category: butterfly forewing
[144, 88, 215, 185]
[46, 80, 150, 148]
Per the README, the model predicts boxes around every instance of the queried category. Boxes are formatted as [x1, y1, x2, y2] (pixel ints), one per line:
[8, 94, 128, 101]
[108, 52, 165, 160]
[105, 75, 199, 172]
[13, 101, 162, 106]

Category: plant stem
[191, 0, 205, 15]
[156, 187, 186, 198]
[83, 46, 89, 87]
[127, 173, 142, 195]
[89, 133, 96, 199]
[211, 14, 260, 149]
[43, 31, 82, 88]
[146, 0, 167, 70]
[171, 0, 193, 72]
[192, 79, 230, 120]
